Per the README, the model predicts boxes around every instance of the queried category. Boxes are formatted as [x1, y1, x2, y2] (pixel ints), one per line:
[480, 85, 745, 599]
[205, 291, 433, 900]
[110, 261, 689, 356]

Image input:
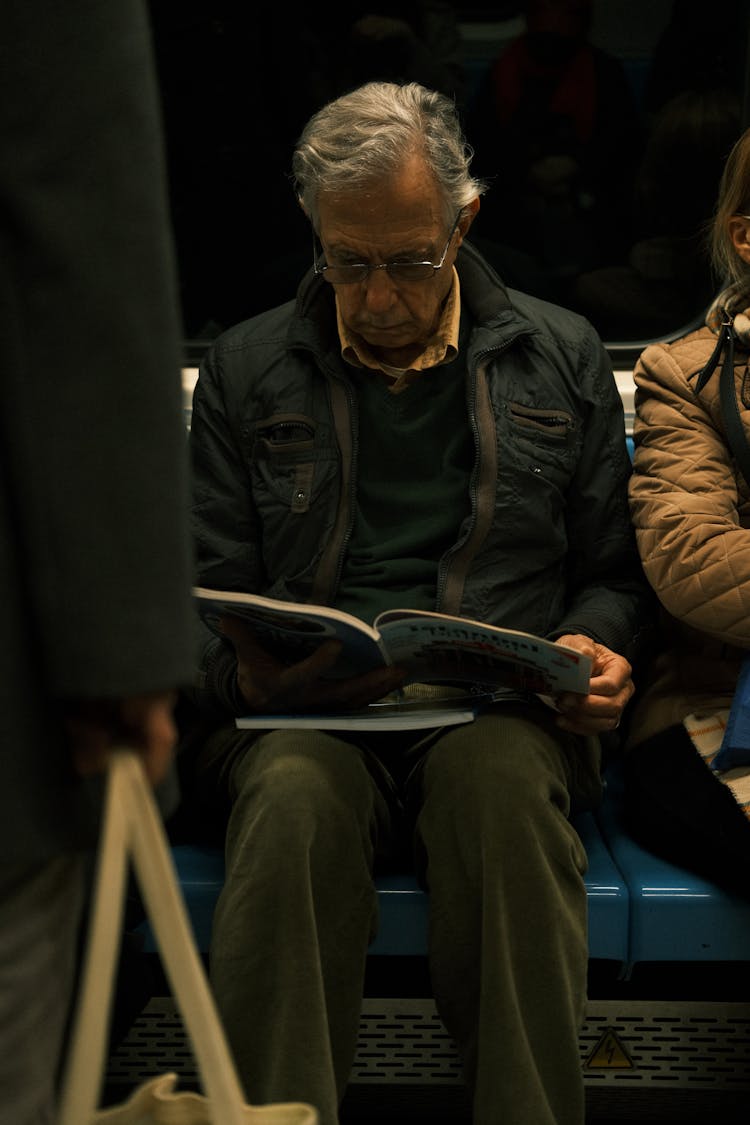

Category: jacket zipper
[436, 338, 522, 613]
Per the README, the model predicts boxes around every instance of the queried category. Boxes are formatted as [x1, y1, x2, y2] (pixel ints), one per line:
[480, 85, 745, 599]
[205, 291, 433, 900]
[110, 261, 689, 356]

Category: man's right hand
[63, 690, 178, 785]
[219, 616, 406, 713]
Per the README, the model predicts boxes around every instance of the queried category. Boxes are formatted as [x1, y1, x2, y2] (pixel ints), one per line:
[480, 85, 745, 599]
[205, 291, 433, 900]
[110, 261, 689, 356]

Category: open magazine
[193, 588, 592, 718]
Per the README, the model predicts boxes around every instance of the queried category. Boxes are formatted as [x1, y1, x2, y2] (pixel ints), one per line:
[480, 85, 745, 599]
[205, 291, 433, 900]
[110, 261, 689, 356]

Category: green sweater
[334, 354, 472, 625]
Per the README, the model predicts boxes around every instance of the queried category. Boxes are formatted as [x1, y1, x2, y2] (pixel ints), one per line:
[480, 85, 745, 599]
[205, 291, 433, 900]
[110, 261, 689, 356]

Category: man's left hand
[552, 634, 634, 736]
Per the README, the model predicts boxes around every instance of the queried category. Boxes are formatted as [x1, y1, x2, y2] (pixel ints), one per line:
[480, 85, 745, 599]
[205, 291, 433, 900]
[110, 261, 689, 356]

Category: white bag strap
[59, 748, 249, 1125]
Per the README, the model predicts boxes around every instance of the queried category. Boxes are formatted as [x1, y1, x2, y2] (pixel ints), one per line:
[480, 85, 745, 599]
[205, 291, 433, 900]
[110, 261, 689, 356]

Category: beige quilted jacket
[626, 323, 750, 749]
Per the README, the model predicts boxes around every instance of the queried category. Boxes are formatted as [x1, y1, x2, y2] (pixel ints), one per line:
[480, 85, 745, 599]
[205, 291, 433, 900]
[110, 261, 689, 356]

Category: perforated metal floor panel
[107, 995, 750, 1118]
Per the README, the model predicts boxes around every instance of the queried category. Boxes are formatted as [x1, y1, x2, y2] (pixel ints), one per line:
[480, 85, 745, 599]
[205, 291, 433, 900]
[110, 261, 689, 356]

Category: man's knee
[422, 710, 573, 819]
[227, 730, 382, 862]
[235, 730, 369, 801]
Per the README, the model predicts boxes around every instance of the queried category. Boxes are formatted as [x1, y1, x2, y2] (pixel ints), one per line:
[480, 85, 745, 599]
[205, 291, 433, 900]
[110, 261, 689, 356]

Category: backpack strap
[695, 317, 750, 487]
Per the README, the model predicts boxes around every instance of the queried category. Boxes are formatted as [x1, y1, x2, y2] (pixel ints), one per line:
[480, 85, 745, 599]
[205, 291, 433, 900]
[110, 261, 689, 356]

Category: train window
[148, 0, 750, 348]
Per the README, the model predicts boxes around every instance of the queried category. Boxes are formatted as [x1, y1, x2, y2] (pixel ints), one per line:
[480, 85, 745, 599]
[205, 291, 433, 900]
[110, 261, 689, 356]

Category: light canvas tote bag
[58, 748, 318, 1125]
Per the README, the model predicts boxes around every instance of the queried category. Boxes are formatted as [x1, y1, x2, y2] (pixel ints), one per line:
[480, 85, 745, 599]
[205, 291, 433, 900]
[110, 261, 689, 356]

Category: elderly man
[180, 80, 648, 1125]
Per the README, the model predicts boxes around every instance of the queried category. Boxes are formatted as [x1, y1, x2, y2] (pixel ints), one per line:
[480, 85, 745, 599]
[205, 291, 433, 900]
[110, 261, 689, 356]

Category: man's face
[316, 154, 474, 366]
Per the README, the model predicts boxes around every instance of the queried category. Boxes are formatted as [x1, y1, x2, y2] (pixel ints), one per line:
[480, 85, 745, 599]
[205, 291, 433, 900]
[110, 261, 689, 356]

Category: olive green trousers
[201, 708, 601, 1125]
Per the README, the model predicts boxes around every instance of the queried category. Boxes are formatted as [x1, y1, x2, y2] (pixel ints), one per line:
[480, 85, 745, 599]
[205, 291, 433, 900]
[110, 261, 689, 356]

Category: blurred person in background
[465, 0, 643, 301]
[0, 3, 194, 1122]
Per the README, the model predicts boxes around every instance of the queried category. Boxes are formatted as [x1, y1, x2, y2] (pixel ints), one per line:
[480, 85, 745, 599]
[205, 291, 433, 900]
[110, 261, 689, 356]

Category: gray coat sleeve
[0, 0, 196, 857]
[0, 0, 195, 698]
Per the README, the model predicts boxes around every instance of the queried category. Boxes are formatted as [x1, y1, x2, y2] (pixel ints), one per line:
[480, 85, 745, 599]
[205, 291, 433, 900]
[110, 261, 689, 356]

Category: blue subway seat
[596, 763, 750, 964]
[161, 843, 224, 952]
[368, 872, 428, 956]
[147, 743, 750, 973]
[370, 809, 630, 961]
[574, 810, 629, 963]
[146, 809, 629, 966]
[366, 811, 630, 959]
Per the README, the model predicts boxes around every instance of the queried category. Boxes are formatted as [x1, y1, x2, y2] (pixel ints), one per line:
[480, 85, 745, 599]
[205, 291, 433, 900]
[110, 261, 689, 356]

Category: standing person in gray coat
[180, 81, 651, 1125]
[0, 3, 195, 1122]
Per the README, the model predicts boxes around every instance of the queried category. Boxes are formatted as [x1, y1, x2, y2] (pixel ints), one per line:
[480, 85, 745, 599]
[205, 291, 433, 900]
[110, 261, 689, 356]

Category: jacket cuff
[194, 634, 245, 714]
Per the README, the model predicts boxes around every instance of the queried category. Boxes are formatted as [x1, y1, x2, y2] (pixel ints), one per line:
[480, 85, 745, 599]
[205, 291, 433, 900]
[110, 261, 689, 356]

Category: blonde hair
[711, 127, 750, 290]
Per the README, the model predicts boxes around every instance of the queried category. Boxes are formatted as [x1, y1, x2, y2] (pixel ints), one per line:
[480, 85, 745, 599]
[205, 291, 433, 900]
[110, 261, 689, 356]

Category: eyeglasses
[312, 213, 462, 286]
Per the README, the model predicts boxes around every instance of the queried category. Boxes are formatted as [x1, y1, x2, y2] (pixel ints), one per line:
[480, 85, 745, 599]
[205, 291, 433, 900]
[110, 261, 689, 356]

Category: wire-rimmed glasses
[312, 212, 462, 286]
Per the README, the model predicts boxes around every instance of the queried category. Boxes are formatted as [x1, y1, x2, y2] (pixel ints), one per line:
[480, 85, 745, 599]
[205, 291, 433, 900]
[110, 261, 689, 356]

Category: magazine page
[193, 587, 388, 678]
[374, 609, 591, 695]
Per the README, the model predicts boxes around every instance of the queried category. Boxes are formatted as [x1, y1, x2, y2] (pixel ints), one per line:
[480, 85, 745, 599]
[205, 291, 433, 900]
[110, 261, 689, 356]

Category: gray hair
[292, 81, 488, 230]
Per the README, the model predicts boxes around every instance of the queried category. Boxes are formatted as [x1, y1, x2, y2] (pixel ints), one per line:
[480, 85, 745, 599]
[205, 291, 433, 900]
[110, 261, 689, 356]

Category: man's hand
[220, 615, 406, 713]
[63, 691, 178, 785]
[552, 634, 634, 736]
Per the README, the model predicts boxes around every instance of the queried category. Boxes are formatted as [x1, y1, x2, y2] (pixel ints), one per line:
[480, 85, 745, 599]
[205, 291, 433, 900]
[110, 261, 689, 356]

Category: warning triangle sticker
[584, 1029, 634, 1069]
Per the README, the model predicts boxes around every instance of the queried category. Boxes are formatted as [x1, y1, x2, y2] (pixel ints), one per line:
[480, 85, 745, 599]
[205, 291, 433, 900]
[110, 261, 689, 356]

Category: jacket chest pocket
[250, 414, 338, 516]
[503, 402, 580, 491]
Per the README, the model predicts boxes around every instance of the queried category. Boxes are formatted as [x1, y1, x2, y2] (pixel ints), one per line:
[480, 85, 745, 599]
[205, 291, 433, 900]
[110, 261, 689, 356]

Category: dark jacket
[188, 241, 650, 714]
